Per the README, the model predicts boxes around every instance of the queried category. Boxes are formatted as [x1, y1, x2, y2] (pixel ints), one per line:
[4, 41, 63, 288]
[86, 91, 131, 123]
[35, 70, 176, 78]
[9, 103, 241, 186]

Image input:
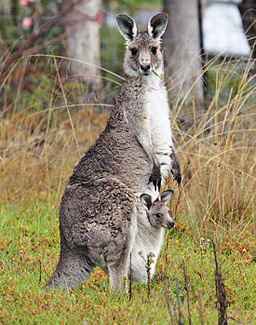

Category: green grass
[0, 197, 255, 324]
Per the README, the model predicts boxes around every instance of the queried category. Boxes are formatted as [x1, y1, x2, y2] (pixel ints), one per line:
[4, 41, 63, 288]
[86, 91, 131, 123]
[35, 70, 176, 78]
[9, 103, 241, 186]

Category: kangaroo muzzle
[166, 220, 175, 229]
[139, 52, 152, 75]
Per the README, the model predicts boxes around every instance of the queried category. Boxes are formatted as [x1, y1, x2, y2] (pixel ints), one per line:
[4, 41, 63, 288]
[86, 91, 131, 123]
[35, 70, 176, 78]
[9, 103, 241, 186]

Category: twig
[174, 186, 182, 217]
[165, 235, 170, 264]
[183, 262, 192, 325]
[129, 253, 132, 301]
[163, 277, 174, 325]
[198, 289, 204, 325]
[226, 316, 244, 325]
[175, 277, 183, 325]
[38, 261, 42, 284]
[146, 253, 152, 298]
[213, 241, 228, 325]
[23, 32, 70, 57]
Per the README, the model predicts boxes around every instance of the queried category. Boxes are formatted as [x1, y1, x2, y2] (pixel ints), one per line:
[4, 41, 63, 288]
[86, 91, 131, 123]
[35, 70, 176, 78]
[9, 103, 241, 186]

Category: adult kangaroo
[44, 13, 181, 290]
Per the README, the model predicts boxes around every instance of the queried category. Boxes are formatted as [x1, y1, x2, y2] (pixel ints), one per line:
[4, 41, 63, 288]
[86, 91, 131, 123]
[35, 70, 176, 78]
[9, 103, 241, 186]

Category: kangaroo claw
[171, 169, 182, 186]
[170, 150, 182, 186]
[148, 166, 161, 191]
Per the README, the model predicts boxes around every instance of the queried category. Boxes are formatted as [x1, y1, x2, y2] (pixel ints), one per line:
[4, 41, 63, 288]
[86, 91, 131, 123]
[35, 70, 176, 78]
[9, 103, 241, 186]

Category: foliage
[100, 24, 125, 78]
[0, 15, 20, 50]
[0, 54, 255, 323]
[0, 0, 62, 54]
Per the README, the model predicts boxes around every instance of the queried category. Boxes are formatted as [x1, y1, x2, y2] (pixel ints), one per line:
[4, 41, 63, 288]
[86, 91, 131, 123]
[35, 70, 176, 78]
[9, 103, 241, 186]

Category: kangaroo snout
[139, 53, 151, 74]
[140, 63, 151, 74]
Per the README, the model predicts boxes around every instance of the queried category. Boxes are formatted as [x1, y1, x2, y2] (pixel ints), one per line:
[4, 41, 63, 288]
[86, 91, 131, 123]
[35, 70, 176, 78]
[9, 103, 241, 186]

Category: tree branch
[0, 0, 93, 73]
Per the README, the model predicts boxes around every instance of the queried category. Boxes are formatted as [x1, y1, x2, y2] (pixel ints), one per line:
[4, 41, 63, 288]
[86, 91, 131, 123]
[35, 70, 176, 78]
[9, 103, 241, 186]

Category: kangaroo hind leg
[108, 257, 129, 292]
[44, 246, 94, 290]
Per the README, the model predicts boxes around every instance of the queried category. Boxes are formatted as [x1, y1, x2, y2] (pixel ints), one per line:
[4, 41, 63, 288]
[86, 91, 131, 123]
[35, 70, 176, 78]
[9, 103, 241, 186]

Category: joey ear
[140, 194, 152, 210]
[147, 13, 168, 40]
[116, 14, 138, 42]
[160, 190, 174, 204]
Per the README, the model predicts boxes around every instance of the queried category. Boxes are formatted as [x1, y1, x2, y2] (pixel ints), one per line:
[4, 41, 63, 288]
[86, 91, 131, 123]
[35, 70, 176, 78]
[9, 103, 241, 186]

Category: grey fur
[45, 178, 137, 291]
[44, 13, 181, 291]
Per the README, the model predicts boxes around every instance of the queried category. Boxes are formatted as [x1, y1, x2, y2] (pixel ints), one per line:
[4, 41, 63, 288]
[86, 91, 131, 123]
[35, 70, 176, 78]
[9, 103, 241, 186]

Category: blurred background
[0, 0, 256, 105]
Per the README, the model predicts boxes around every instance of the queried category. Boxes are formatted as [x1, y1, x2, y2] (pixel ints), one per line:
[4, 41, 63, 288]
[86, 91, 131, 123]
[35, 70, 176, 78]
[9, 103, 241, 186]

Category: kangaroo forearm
[123, 110, 160, 167]
[125, 117, 162, 189]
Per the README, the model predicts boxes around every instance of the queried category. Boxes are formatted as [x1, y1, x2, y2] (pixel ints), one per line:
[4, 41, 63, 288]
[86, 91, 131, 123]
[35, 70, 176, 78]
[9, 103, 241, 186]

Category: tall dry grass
[0, 54, 255, 241]
[168, 56, 256, 239]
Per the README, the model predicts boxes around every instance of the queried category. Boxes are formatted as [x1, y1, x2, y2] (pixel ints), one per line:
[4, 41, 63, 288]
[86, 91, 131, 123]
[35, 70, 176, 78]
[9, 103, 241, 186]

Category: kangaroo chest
[145, 83, 173, 176]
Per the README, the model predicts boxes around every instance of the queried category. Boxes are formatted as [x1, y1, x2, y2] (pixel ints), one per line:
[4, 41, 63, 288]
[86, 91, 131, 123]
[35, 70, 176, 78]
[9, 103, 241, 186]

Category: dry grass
[1, 55, 255, 233]
[0, 102, 109, 205]
[167, 56, 256, 240]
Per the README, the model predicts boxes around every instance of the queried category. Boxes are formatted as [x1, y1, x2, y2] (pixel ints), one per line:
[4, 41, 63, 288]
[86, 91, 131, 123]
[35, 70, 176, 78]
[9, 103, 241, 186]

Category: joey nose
[167, 221, 175, 229]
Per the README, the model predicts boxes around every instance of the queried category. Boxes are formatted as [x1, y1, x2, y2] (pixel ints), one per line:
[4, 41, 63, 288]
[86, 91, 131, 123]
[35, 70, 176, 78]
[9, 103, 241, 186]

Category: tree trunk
[239, 0, 256, 63]
[0, 0, 11, 14]
[63, 0, 102, 91]
[0, 0, 11, 57]
[163, 0, 203, 104]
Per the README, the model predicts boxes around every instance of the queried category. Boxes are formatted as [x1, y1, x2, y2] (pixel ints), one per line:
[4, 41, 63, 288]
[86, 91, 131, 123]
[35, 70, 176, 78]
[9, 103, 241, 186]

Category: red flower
[19, 0, 28, 7]
[22, 17, 33, 30]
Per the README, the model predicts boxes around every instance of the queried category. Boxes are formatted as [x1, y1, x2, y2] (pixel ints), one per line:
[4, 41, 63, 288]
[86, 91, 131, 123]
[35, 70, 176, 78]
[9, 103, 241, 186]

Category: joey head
[140, 190, 175, 229]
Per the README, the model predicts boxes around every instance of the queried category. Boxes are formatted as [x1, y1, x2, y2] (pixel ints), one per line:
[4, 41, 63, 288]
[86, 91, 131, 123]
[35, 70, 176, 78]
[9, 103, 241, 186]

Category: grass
[0, 54, 255, 324]
[0, 199, 254, 323]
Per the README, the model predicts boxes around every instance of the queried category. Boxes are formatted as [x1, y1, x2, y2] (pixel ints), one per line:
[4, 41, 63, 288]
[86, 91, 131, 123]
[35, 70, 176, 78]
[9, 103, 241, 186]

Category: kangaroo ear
[140, 194, 152, 210]
[147, 13, 168, 40]
[160, 190, 174, 204]
[116, 14, 138, 42]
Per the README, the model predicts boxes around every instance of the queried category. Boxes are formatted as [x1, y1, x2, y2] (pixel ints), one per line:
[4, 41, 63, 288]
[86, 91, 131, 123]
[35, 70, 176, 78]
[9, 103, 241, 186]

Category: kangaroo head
[140, 190, 175, 229]
[116, 13, 168, 77]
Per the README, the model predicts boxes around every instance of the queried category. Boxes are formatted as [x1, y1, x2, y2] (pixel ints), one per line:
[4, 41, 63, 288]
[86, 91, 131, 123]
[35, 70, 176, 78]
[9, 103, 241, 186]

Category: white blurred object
[203, 2, 251, 56]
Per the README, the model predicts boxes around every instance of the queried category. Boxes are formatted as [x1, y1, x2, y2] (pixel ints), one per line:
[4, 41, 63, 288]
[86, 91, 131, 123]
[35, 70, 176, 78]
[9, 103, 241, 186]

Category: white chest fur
[130, 205, 165, 283]
[145, 76, 174, 177]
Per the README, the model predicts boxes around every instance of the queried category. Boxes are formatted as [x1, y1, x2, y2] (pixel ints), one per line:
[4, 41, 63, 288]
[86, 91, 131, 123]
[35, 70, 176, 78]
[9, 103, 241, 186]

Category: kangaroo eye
[156, 213, 162, 218]
[130, 48, 138, 56]
[151, 47, 157, 55]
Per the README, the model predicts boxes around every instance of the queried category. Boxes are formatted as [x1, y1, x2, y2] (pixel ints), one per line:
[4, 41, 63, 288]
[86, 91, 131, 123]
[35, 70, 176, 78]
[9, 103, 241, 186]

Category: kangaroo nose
[140, 63, 150, 72]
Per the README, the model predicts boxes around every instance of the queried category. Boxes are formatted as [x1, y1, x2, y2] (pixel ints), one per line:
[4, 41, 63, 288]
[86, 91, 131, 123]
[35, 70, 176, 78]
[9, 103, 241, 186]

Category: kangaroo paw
[171, 169, 182, 186]
[148, 166, 161, 191]
[170, 149, 182, 186]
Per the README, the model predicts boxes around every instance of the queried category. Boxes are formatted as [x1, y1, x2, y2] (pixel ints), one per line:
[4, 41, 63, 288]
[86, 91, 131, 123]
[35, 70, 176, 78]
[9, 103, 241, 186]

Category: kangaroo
[129, 190, 174, 283]
[44, 13, 181, 290]
[44, 182, 174, 291]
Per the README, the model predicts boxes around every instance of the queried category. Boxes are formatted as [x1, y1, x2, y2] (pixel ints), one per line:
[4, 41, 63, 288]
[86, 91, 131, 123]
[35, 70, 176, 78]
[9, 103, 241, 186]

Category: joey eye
[151, 47, 157, 55]
[130, 48, 138, 56]
[156, 213, 162, 218]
